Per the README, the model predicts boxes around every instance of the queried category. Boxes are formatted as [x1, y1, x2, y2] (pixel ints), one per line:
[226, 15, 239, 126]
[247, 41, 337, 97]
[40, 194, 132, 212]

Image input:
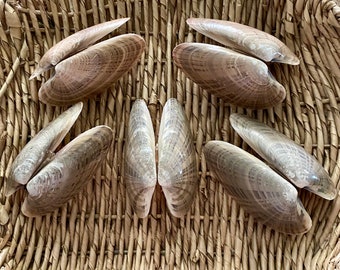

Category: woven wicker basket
[0, 0, 339, 269]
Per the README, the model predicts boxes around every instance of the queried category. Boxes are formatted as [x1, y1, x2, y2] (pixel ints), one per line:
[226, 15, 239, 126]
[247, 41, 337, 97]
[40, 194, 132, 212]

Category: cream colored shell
[187, 18, 299, 65]
[6, 102, 83, 196]
[6, 103, 113, 217]
[124, 99, 199, 218]
[229, 113, 336, 200]
[158, 98, 198, 218]
[124, 100, 157, 218]
[204, 141, 312, 234]
[22, 125, 113, 217]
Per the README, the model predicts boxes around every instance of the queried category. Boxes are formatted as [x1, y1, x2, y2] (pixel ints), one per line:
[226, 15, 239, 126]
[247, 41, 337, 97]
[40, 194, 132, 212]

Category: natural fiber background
[0, 0, 339, 269]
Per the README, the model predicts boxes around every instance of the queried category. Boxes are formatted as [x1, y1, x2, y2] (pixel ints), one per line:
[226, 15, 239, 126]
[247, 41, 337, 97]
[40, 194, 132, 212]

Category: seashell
[158, 98, 198, 218]
[124, 100, 157, 218]
[173, 43, 286, 109]
[229, 113, 336, 200]
[29, 18, 130, 79]
[203, 141, 312, 234]
[186, 18, 299, 65]
[124, 98, 199, 218]
[38, 34, 145, 106]
[5, 102, 83, 196]
[22, 125, 113, 217]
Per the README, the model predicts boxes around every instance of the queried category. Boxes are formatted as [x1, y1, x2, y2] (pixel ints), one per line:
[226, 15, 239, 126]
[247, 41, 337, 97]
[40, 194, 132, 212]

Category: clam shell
[204, 141, 312, 234]
[124, 100, 157, 218]
[230, 113, 336, 200]
[173, 43, 286, 109]
[158, 98, 198, 218]
[22, 125, 113, 217]
[30, 18, 130, 79]
[38, 34, 145, 106]
[6, 102, 83, 196]
[187, 18, 299, 65]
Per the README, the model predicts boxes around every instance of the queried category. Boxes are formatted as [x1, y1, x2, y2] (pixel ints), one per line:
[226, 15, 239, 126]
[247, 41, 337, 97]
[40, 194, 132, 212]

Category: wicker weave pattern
[0, 0, 339, 269]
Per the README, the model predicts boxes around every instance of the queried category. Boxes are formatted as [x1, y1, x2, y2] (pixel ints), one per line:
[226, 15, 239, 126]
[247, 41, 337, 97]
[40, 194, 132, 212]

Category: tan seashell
[173, 43, 286, 109]
[5, 102, 83, 196]
[124, 98, 199, 218]
[187, 18, 300, 65]
[124, 100, 157, 218]
[22, 125, 113, 217]
[30, 18, 130, 79]
[158, 98, 198, 218]
[204, 141, 312, 234]
[230, 113, 336, 200]
[38, 34, 145, 106]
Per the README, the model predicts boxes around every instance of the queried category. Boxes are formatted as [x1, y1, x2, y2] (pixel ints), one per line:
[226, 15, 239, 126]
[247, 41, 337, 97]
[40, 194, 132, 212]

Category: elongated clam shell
[124, 100, 157, 218]
[38, 34, 145, 106]
[173, 43, 286, 109]
[230, 113, 336, 200]
[187, 18, 299, 65]
[5, 102, 83, 196]
[158, 98, 198, 218]
[30, 18, 130, 79]
[22, 125, 113, 217]
[204, 141, 312, 234]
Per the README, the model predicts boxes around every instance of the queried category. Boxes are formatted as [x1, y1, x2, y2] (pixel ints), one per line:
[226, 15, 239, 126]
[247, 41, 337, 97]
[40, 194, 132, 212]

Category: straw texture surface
[0, 0, 340, 269]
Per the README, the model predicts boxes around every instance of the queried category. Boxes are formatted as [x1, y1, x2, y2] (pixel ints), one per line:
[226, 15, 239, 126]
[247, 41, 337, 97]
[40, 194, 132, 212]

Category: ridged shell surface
[6, 102, 83, 196]
[39, 34, 145, 106]
[204, 141, 312, 234]
[173, 43, 285, 109]
[158, 98, 198, 218]
[230, 113, 336, 200]
[187, 18, 299, 65]
[30, 18, 130, 79]
[124, 100, 157, 218]
[22, 125, 113, 217]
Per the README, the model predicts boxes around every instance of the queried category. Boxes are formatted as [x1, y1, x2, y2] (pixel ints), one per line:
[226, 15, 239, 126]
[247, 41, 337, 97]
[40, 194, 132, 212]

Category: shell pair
[204, 114, 336, 234]
[173, 18, 299, 109]
[6, 103, 113, 217]
[30, 18, 145, 106]
[124, 99, 198, 218]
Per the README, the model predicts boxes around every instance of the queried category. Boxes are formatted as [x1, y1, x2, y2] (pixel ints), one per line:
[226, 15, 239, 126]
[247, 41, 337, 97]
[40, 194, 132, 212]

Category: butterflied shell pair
[173, 18, 299, 109]
[30, 18, 145, 106]
[124, 98, 198, 218]
[6, 103, 113, 217]
[204, 114, 336, 234]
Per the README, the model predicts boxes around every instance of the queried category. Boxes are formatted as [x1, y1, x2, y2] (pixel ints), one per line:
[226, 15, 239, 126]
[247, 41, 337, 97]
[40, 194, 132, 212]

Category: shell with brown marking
[186, 18, 299, 65]
[204, 140, 312, 234]
[124, 98, 199, 218]
[173, 43, 286, 109]
[6, 103, 113, 217]
[229, 113, 336, 200]
[22, 125, 113, 217]
[30, 18, 145, 106]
